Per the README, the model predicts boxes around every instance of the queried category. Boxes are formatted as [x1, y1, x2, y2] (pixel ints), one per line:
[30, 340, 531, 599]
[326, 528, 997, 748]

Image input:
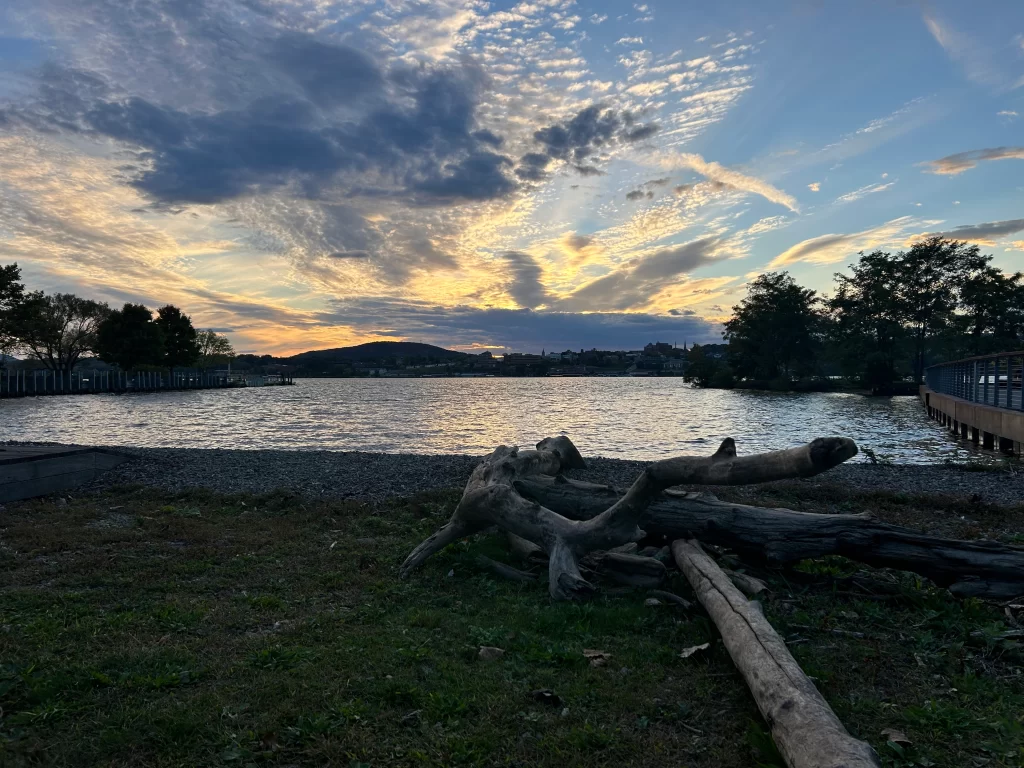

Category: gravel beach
[9, 443, 1012, 507]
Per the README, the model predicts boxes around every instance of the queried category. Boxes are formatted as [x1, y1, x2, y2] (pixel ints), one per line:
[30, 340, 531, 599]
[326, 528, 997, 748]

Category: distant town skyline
[1, 1, 1022, 355]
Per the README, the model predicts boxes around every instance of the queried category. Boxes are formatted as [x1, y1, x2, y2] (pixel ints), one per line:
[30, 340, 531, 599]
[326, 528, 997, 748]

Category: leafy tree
[826, 250, 908, 388]
[196, 329, 236, 368]
[95, 303, 164, 371]
[724, 271, 821, 381]
[11, 292, 109, 372]
[0, 263, 25, 360]
[155, 304, 199, 374]
[958, 266, 1024, 355]
[896, 237, 989, 382]
[684, 344, 733, 388]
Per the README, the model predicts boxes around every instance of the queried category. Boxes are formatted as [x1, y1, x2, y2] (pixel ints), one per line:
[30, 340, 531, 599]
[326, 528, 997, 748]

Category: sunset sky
[1, 0, 1022, 355]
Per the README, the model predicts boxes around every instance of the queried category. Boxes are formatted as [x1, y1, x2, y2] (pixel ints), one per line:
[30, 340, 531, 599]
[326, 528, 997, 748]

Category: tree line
[0, 263, 235, 373]
[687, 237, 1024, 390]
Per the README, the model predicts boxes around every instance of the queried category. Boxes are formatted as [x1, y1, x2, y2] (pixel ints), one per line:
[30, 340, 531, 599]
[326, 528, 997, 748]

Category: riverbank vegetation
[2, 485, 1022, 767]
[692, 237, 1024, 392]
[0, 263, 234, 375]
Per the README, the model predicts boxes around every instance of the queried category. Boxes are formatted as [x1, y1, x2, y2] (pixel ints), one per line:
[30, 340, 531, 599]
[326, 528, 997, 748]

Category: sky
[0, 1, 1022, 356]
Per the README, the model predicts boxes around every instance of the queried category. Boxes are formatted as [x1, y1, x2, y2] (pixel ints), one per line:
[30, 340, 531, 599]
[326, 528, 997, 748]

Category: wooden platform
[0, 446, 129, 503]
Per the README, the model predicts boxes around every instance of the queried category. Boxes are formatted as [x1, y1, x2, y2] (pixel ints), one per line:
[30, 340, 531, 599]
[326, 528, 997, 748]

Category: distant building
[644, 341, 675, 356]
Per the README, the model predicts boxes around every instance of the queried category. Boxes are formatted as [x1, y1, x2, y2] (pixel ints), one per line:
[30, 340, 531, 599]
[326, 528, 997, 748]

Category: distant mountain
[283, 341, 466, 363]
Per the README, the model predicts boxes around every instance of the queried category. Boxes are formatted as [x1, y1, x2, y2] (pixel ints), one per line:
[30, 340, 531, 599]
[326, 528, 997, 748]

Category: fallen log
[401, 436, 857, 600]
[672, 539, 881, 768]
[515, 476, 1024, 601]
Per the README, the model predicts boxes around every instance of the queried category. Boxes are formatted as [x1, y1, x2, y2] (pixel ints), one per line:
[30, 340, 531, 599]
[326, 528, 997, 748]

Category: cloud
[516, 104, 659, 180]
[557, 236, 721, 311]
[920, 147, 1024, 175]
[321, 298, 723, 352]
[616, 36, 644, 45]
[998, 110, 1018, 118]
[500, 251, 551, 308]
[922, 218, 1024, 246]
[657, 152, 799, 211]
[13, 50, 519, 207]
[834, 180, 895, 204]
[922, 11, 1022, 91]
[807, 182, 820, 192]
[626, 189, 652, 200]
[768, 217, 930, 268]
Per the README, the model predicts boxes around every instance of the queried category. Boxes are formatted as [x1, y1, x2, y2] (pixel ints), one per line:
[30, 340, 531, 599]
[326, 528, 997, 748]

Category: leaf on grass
[478, 646, 505, 661]
[583, 649, 612, 667]
[881, 727, 911, 745]
[679, 642, 710, 659]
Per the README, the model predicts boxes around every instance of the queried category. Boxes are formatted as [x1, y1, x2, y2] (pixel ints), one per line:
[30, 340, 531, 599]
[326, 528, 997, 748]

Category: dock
[0, 445, 129, 503]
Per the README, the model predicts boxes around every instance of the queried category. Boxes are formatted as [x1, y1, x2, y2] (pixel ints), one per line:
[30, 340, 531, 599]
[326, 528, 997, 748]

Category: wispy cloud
[920, 147, 1024, 175]
[834, 180, 895, 204]
[922, 11, 1023, 92]
[807, 182, 820, 192]
[919, 218, 1024, 246]
[768, 217, 935, 268]
[657, 153, 799, 212]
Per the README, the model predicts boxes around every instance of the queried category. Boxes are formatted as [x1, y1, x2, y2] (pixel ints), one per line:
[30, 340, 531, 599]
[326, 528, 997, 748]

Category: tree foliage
[724, 272, 821, 381]
[10, 292, 110, 372]
[196, 329, 236, 368]
[0, 263, 25, 358]
[155, 304, 199, 372]
[96, 303, 165, 372]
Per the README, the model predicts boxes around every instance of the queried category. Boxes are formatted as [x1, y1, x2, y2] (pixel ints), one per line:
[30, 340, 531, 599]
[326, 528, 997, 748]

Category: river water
[0, 377, 980, 463]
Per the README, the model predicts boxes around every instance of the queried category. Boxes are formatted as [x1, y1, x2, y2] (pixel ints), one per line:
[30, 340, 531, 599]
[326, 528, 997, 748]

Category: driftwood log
[401, 436, 858, 599]
[672, 539, 881, 768]
[514, 476, 1024, 600]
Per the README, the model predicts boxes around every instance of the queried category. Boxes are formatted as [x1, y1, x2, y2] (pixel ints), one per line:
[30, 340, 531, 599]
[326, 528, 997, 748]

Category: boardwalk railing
[1, 369, 233, 398]
[925, 351, 1024, 411]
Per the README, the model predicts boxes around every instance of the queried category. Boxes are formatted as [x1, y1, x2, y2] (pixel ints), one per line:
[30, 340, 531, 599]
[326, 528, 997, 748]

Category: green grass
[1, 486, 1022, 767]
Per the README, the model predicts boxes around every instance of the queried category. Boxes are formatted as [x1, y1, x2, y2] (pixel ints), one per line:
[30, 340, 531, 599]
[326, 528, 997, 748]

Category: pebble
[4, 442, 1021, 507]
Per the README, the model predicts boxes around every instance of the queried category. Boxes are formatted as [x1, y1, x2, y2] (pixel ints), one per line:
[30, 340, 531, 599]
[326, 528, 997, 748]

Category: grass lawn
[1, 484, 1023, 767]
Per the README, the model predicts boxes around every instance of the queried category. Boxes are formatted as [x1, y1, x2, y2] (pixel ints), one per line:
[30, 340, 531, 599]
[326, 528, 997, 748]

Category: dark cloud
[327, 251, 371, 259]
[625, 189, 653, 200]
[515, 104, 659, 180]
[515, 152, 552, 181]
[645, 177, 671, 187]
[930, 218, 1024, 243]
[321, 298, 723, 352]
[674, 180, 733, 196]
[271, 34, 383, 107]
[500, 251, 551, 309]
[563, 233, 594, 251]
[16, 44, 518, 206]
[557, 237, 721, 311]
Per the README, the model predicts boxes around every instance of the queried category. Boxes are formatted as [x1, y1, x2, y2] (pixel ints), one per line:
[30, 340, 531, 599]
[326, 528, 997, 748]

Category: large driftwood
[401, 436, 857, 600]
[672, 539, 881, 768]
[515, 476, 1024, 600]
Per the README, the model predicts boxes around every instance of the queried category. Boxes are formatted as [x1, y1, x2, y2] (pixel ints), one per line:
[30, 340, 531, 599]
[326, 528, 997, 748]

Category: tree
[12, 292, 109, 372]
[958, 266, 1024, 355]
[724, 272, 821, 381]
[896, 237, 989, 382]
[826, 250, 908, 388]
[95, 303, 164, 372]
[155, 304, 199, 374]
[684, 344, 733, 388]
[0, 263, 25, 360]
[196, 329, 236, 368]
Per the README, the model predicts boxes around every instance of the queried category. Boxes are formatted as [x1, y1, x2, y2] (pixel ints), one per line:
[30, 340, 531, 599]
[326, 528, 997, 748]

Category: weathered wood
[475, 555, 536, 582]
[584, 552, 667, 588]
[672, 539, 881, 768]
[402, 436, 861, 601]
[515, 477, 1024, 600]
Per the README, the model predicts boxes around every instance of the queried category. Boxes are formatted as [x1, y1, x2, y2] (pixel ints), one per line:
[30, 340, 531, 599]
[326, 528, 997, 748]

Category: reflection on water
[0, 377, 979, 463]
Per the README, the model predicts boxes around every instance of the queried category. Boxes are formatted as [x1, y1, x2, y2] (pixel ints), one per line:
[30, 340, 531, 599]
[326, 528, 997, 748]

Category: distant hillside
[284, 341, 466, 363]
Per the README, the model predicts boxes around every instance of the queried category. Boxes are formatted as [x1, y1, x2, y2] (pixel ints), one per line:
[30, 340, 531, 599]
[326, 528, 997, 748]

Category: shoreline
[5, 441, 1021, 507]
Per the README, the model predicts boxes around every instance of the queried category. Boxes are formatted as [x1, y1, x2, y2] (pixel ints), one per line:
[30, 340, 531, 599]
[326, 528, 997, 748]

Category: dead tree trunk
[672, 539, 881, 768]
[401, 436, 857, 600]
[514, 477, 1024, 600]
